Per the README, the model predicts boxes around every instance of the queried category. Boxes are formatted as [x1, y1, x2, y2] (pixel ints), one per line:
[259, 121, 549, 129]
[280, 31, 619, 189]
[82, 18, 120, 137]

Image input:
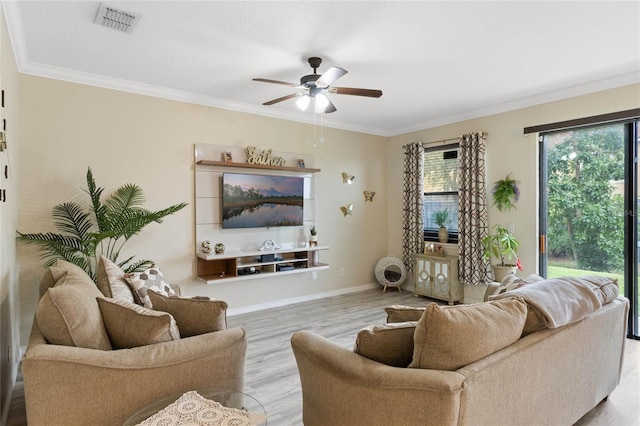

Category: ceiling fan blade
[332, 87, 383, 98]
[253, 78, 298, 87]
[263, 93, 298, 105]
[316, 67, 348, 89]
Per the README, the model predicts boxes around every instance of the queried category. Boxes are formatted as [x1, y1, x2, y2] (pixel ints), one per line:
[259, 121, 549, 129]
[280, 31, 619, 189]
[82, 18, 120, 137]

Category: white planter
[492, 265, 517, 282]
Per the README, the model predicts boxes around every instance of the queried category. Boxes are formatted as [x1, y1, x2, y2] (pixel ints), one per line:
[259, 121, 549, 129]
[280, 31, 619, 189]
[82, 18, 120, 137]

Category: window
[423, 144, 459, 243]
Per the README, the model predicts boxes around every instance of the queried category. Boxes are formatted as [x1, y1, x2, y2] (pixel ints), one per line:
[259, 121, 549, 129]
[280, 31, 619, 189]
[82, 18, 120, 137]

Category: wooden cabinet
[414, 254, 462, 305]
[197, 245, 329, 284]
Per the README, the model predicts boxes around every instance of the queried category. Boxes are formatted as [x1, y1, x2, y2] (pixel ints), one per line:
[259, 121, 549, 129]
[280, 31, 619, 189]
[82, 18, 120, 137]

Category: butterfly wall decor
[340, 204, 353, 217]
[341, 172, 355, 184]
[363, 191, 375, 202]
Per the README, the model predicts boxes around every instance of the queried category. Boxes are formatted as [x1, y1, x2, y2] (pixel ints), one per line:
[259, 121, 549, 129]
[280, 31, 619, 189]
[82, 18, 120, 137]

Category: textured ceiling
[3, 1, 639, 136]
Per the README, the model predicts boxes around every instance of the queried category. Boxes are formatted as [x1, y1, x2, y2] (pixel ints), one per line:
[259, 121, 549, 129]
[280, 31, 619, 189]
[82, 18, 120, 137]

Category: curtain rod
[402, 132, 487, 148]
[403, 137, 458, 148]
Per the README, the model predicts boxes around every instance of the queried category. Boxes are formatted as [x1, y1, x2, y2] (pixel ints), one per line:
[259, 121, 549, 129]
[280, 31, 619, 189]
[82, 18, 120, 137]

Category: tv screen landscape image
[222, 173, 304, 229]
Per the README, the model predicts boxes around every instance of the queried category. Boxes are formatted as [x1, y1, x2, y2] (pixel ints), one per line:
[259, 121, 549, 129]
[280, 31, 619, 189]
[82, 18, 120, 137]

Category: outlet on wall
[340, 267, 345, 276]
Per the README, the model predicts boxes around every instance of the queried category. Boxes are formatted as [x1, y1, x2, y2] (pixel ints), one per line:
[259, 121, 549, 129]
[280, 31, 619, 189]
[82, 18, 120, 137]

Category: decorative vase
[309, 235, 318, 247]
[214, 243, 225, 254]
[438, 226, 449, 243]
[492, 265, 517, 282]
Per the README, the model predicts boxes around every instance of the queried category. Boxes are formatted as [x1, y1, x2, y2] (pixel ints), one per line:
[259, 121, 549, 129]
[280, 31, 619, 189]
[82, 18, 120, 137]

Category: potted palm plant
[432, 208, 450, 243]
[481, 224, 522, 281]
[17, 167, 187, 281]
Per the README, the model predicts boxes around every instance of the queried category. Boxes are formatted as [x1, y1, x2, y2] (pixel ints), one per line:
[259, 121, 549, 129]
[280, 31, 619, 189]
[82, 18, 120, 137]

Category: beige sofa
[22, 259, 247, 426]
[292, 275, 629, 426]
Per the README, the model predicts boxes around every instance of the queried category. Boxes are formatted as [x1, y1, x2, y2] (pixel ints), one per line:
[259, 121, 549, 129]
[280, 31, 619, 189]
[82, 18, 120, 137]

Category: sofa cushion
[384, 305, 426, 323]
[148, 291, 227, 337]
[36, 271, 112, 350]
[491, 275, 619, 330]
[125, 265, 177, 308]
[38, 259, 94, 298]
[409, 298, 527, 371]
[97, 297, 180, 349]
[96, 255, 137, 303]
[354, 322, 417, 367]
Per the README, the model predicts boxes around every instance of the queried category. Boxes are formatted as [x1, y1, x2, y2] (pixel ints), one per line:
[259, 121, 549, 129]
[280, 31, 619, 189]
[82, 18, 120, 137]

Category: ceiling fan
[253, 57, 382, 114]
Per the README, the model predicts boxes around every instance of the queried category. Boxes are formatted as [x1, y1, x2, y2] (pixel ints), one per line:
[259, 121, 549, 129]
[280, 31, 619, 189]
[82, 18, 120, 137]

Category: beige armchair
[22, 259, 247, 426]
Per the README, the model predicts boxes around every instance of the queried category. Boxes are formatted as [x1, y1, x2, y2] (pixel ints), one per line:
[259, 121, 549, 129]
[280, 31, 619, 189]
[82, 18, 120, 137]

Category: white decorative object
[258, 240, 280, 251]
[374, 255, 407, 292]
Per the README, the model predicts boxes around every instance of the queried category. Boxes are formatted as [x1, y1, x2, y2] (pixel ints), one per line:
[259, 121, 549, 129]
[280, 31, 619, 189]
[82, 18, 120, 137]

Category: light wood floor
[7, 288, 640, 425]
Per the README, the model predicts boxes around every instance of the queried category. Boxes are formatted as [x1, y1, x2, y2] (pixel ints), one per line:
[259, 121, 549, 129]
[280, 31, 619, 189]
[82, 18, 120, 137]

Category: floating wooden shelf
[196, 245, 329, 284]
[196, 160, 321, 173]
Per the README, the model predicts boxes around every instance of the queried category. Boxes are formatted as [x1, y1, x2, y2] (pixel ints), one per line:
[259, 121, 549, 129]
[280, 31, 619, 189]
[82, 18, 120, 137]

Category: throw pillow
[409, 298, 527, 371]
[354, 322, 417, 367]
[384, 305, 426, 323]
[97, 297, 180, 349]
[96, 255, 136, 303]
[136, 391, 266, 426]
[491, 272, 545, 297]
[36, 272, 112, 350]
[148, 290, 228, 337]
[38, 259, 95, 298]
[125, 265, 176, 308]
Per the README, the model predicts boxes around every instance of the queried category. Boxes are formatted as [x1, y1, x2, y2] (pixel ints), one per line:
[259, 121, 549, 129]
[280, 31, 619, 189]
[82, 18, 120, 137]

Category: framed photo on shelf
[222, 151, 233, 162]
[298, 159, 305, 168]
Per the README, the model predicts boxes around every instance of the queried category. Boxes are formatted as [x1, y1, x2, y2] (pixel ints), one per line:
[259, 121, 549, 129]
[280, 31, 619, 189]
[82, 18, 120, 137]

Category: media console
[196, 245, 329, 284]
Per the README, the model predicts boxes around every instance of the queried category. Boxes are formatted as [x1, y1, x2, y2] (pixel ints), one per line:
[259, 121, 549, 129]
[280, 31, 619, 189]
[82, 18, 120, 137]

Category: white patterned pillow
[125, 265, 176, 308]
[137, 391, 266, 426]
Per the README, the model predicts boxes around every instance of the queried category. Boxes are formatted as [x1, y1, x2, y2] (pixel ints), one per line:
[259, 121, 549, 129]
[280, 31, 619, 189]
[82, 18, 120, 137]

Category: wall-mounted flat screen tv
[222, 173, 304, 229]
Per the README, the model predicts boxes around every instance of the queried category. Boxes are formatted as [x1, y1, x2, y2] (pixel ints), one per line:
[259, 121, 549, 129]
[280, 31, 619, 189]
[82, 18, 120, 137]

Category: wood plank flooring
[7, 288, 640, 425]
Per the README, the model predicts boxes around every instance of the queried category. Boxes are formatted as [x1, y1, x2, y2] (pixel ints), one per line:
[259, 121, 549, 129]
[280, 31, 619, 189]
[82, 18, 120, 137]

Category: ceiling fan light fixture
[296, 95, 311, 111]
[315, 93, 330, 112]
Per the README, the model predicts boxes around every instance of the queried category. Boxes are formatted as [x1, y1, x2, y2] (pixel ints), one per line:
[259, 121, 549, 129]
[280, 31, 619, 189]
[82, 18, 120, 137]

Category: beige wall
[388, 83, 640, 301]
[0, 8, 20, 424]
[16, 75, 388, 346]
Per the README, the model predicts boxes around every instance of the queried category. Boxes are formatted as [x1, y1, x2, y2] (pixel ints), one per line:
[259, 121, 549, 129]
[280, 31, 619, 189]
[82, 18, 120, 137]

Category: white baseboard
[227, 283, 378, 316]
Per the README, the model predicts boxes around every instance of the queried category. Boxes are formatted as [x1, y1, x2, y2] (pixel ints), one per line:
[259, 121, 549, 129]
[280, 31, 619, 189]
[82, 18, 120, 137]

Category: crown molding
[392, 71, 640, 136]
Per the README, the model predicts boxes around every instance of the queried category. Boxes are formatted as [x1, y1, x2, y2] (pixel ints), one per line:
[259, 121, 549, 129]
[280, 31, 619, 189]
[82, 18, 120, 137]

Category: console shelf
[196, 160, 321, 173]
[197, 245, 329, 284]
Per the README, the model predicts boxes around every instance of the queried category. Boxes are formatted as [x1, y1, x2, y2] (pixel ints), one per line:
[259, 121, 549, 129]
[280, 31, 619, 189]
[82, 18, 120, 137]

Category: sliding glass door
[539, 120, 638, 339]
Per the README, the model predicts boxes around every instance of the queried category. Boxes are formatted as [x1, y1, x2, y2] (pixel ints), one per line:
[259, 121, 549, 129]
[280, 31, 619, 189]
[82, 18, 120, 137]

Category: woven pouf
[375, 255, 407, 292]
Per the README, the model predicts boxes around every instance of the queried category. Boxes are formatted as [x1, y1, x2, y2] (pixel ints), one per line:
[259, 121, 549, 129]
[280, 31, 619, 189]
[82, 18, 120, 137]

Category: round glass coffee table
[123, 390, 266, 425]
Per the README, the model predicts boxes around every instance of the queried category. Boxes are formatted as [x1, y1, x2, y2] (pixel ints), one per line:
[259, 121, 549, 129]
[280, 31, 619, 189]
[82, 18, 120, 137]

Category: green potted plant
[309, 225, 318, 246]
[491, 174, 520, 212]
[432, 208, 450, 243]
[17, 167, 187, 281]
[481, 224, 522, 281]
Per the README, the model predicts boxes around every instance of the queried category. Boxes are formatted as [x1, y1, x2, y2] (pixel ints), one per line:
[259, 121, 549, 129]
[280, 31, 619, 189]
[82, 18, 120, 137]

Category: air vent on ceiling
[94, 3, 141, 34]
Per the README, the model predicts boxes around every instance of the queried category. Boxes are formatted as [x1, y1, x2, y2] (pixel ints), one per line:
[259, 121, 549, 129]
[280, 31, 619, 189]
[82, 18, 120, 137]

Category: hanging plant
[491, 174, 520, 212]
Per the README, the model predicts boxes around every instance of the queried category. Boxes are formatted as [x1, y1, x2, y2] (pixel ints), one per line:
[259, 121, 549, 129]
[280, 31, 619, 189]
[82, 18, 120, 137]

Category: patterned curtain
[402, 142, 424, 272]
[458, 132, 492, 285]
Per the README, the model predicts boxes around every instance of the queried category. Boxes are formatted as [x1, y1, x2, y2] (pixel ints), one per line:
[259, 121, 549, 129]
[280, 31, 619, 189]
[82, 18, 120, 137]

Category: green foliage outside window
[546, 124, 624, 272]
